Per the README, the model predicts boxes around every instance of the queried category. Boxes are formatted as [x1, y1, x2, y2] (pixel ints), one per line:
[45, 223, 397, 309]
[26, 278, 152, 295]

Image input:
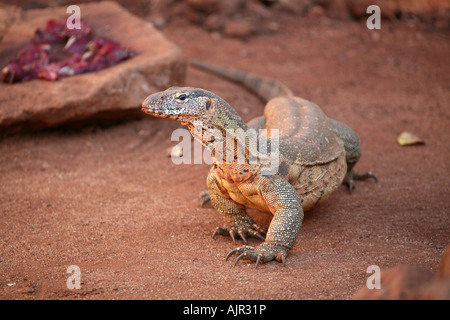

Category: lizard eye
[205, 99, 211, 110]
[175, 93, 188, 101]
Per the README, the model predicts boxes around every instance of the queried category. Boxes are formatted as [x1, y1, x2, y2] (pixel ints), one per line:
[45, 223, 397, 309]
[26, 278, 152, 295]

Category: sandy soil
[0, 6, 449, 300]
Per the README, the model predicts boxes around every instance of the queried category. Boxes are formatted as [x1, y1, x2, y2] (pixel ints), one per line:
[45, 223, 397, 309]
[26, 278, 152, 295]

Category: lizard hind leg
[329, 119, 377, 193]
[343, 170, 378, 194]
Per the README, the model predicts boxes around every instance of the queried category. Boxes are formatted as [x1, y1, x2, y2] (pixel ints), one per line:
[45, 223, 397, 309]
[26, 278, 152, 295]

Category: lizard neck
[185, 98, 260, 182]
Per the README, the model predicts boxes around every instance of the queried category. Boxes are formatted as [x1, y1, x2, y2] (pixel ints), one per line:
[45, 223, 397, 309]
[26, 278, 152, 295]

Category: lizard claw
[255, 254, 263, 268]
[343, 170, 377, 194]
[226, 244, 288, 268]
[225, 246, 254, 262]
[212, 224, 266, 245]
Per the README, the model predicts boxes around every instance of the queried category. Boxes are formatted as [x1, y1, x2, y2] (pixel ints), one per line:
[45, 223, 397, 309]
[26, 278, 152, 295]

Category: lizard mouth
[141, 95, 168, 117]
[141, 94, 164, 115]
[141, 104, 156, 114]
[141, 105, 167, 118]
[141, 103, 185, 121]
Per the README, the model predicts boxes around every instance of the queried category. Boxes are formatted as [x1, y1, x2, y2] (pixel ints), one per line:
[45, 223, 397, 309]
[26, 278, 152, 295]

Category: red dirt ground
[0, 4, 449, 300]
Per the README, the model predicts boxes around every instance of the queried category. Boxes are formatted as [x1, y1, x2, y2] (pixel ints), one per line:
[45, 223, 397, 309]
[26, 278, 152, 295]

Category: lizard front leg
[207, 169, 266, 244]
[227, 177, 304, 267]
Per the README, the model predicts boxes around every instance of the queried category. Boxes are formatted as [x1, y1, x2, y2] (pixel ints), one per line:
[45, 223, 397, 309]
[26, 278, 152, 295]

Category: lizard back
[260, 96, 344, 166]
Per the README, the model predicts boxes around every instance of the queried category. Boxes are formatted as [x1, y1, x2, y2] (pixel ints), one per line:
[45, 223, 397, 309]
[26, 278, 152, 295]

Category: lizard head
[142, 86, 254, 165]
[142, 87, 215, 126]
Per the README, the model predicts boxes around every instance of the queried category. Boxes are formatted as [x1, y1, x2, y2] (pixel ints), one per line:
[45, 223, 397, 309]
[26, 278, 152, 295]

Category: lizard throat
[185, 123, 262, 168]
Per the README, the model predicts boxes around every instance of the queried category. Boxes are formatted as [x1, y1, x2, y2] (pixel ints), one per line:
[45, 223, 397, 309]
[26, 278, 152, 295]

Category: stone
[0, 4, 22, 41]
[353, 265, 435, 299]
[223, 20, 256, 38]
[347, 0, 398, 20]
[327, 0, 350, 20]
[353, 245, 450, 299]
[437, 245, 450, 278]
[0, 2, 186, 136]
[204, 14, 226, 31]
[187, 0, 220, 14]
[273, 0, 311, 15]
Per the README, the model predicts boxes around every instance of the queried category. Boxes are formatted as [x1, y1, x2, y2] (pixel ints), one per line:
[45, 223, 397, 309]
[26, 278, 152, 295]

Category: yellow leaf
[398, 132, 425, 146]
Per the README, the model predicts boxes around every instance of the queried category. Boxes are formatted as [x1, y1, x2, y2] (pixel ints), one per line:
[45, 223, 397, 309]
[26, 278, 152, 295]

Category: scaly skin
[141, 62, 376, 267]
[191, 59, 377, 193]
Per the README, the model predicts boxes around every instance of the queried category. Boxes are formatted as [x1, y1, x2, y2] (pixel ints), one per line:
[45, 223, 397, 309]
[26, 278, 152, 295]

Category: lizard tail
[190, 59, 293, 102]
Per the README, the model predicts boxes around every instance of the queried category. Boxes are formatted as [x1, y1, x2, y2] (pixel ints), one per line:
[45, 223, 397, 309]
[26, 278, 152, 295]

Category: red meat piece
[64, 34, 91, 55]
[2, 18, 135, 83]
[32, 19, 67, 44]
[2, 44, 57, 83]
[37, 53, 83, 81]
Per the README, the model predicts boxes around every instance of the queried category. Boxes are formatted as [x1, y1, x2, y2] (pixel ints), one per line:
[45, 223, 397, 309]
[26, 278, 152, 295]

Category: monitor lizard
[141, 60, 377, 267]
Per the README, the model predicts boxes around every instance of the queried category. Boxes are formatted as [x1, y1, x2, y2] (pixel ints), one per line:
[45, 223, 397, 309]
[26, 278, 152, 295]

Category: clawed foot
[212, 224, 266, 245]
[343, 170, 377, 194]
[226, 243, 288, 268]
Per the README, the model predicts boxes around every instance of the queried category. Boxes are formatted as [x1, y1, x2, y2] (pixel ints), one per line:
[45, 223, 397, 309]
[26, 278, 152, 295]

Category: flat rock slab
[0, 1, 185, 135]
